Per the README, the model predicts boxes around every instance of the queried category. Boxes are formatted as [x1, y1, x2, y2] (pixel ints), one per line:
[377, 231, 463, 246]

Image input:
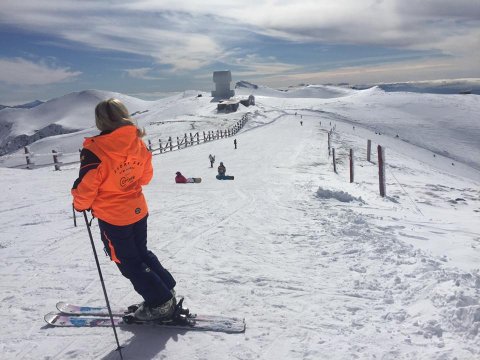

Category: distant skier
[300, 121, 303, 126]
[234, 139, 237, 149]
[71, 98, 177, 322]
[209, 154, 215, 168]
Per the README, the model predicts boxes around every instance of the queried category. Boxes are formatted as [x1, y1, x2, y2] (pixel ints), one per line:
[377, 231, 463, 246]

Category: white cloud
[124, 67, 164, 80]
[116, 1, 480, 51]
[0, 58, 81, 86]
[254, 58, 478, 86]
[0, 2, 225, 72]
[231, 54, 301, 76]
[0, 1, 478, 80]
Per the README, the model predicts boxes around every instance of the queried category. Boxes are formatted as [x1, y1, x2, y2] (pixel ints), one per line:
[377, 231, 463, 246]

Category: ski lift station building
[212, 70, 255, 113]
[211, 71, 235, 99]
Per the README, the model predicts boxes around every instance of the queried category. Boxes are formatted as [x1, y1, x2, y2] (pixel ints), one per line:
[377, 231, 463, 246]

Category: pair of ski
[45, 299, 245, 333]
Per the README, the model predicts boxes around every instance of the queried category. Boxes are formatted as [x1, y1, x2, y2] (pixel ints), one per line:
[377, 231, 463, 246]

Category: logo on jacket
[120, 175, 135, 187]
[135, 208, 141, 214]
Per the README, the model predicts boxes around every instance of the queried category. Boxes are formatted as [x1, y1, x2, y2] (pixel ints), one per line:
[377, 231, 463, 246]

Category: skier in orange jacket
[72, 98, 176, 321]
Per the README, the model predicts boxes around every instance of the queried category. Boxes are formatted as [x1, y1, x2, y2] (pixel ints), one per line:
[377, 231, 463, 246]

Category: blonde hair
[95, 98, 145, 137]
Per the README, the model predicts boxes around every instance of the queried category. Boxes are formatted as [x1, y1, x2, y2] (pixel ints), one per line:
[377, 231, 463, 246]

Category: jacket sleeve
[71, 148, 103, 211]
[139, 149, 153, 185]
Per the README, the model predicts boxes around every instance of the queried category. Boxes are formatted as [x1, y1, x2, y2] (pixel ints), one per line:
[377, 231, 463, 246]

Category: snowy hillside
[0, 90, 150, 156]
[4, 84, 479, 175]
[235, 83, 353, 99]
[357, 78, 480, 95]
[0, 87, 479, 359]
[0, 89, 253, 166]
[0, 100, 44, 110]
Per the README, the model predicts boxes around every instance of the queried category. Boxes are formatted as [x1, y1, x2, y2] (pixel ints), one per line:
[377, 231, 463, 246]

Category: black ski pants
[98, 215, 176, 307]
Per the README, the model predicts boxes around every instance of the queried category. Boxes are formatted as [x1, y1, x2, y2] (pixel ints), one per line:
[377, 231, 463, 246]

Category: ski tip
[239, 325, 247, 333]
[44, 312, 60, 325]
[56, 301, 68, 311]
[237, 318, 246, 333]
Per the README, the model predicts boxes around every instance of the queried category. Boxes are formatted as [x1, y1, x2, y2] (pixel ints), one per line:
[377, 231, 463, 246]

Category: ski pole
[83, 211, 124, 360]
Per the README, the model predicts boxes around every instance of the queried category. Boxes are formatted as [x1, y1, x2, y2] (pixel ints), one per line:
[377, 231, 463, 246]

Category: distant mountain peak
[0, 100, 44, 110]
[17, 100, 44, 109]
[235, 81, 259, 89]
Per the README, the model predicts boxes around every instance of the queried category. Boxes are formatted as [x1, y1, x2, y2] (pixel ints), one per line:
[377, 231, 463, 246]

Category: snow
[316, 187, 364, 203]
[0, 85, 479, 359]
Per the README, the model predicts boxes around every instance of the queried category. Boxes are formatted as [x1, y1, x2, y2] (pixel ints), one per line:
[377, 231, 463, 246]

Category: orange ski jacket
[72, 125, 153, 226]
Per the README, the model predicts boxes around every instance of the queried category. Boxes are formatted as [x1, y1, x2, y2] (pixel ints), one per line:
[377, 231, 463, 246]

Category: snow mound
[316, 187, 364, 203]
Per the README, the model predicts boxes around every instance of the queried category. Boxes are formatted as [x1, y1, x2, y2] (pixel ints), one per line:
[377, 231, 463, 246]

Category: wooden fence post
[332, 148, 337, 173]
[196, 132, 200, 144]
[148, 140, 152, 151]
[367, 139, 372, 162]
[177, 137, 180, 150]
[378, 145, 386, 197]
[349, 149, 354, 183]
[328, 132, 331, 156]
[169, 137, 173, 152]
[52, 150, 61, 171]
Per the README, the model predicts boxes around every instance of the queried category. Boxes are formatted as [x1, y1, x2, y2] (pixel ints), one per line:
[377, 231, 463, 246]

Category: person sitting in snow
[175, 171, 194, 183]
[217, 162, 226, 177]
[216, 162, 234, 180]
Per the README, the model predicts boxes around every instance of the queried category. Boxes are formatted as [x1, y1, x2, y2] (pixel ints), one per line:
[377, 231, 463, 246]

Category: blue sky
[1, 0, 479, 104]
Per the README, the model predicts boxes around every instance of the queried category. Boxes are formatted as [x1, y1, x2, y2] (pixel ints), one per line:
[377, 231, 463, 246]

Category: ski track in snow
[0, 101, 479, 359]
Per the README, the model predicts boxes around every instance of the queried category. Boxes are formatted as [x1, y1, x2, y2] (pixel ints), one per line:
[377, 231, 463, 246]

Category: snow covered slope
[0, 89, 254, 166]
[236, 83, 353, 98]
[252, 86, 480, 175]
[0, 90, 151, 155]
[0, 86, 479, 359]
[364, 78, 480, 95]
